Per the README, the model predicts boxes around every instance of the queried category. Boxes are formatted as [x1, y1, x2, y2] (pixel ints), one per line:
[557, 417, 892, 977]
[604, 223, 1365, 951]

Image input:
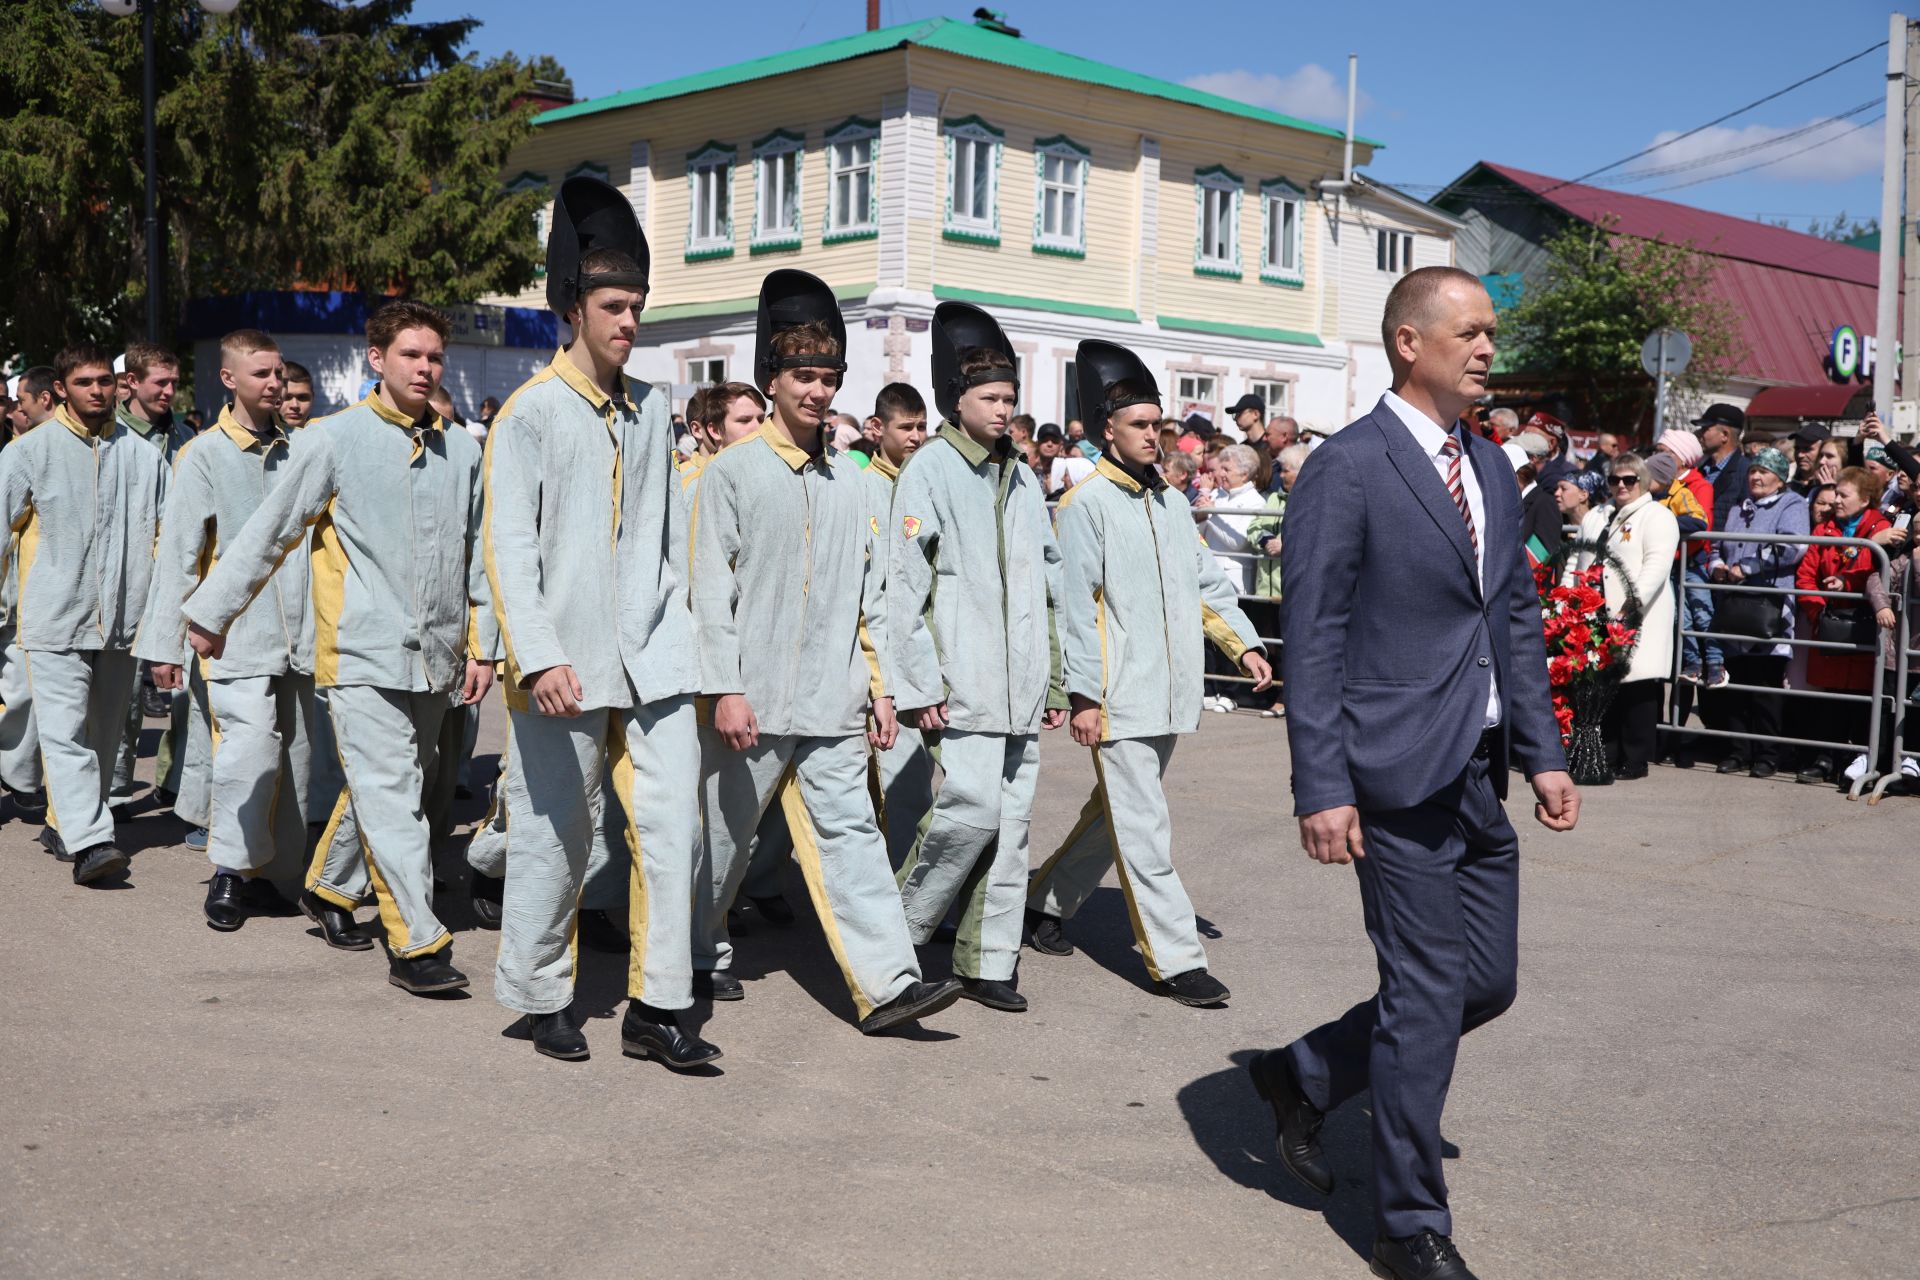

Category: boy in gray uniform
[0, 366, 54, 818]
[691, 269, 961, 1035]
[1025, 341, 1273, 1007]
[0, 345, 169, 884]
[137, 329, 326, 935]
[483, 176, 718, 1068]
[184, 301, 497, 995]
[889, 304, 1068, 1012]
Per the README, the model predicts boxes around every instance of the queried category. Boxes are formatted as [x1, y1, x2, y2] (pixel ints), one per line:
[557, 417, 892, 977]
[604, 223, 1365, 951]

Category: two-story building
[484, 14, 1459, 430]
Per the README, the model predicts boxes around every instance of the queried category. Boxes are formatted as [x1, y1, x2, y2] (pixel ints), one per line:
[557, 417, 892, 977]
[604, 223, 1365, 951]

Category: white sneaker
[1206, 696, 1234, 713]
[1902, 757, 1919, 779]
[1843, 753, 1870, 782]
[1261, 706, 1286, 719]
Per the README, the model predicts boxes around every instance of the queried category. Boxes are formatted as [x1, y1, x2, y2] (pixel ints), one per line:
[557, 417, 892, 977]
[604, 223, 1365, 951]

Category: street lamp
[97, 0, 244, 342]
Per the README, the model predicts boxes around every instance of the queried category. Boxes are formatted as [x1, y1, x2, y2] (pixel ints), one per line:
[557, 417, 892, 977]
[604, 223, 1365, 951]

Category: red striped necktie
[1441, 434, 1478, 553]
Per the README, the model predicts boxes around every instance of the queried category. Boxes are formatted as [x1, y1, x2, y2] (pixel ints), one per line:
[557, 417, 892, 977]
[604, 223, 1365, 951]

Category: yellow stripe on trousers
[1091, 747, 1164, 983]
[605, 717, 649, 1001]
[778, 763, 875, 1020]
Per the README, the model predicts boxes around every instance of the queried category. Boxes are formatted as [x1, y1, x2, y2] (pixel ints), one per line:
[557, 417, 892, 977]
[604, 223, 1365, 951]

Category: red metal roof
[1745, 382, 1870, 419]
[1464, 162, 1883, 389]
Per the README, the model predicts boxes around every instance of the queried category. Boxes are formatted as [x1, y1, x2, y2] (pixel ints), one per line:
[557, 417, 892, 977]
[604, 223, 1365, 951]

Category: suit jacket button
[1478, 656, 1490, 667]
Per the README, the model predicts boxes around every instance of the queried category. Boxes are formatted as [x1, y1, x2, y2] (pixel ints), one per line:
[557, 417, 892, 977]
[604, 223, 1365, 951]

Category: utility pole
[1878, 12, 1908, 419]
[1902, 18, 1920, 425]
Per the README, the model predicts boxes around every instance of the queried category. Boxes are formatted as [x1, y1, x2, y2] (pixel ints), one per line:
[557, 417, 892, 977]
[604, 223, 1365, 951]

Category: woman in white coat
[1575, 452, 1680, 779]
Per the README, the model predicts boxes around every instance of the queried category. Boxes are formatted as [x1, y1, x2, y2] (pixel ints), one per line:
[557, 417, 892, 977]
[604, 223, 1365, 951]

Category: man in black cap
[1789, 422, 1831, 498]
[689, 268, 962, 1035]
[1228, 393, 1266, 443]
[480, 175, 718, 1068]
[1692, 403, 1750, 529]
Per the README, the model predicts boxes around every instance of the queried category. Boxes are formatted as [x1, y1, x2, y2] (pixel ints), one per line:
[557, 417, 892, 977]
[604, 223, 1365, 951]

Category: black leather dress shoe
[1751, 760, 1778, 779]
[205, 873, 248, 930]
[299, 890, 376, 950]
[621, 1002, 722, 1070]
[38, 826, 71, 863]
[859, 978, 963, 1035]
[693, 970, 745, 1001]
[749, 894, 796, 927]
[470, 872, 503, 930]
[1248, 1049, 1333, 1195]
[1025, 908, 1074, 956]
[578, 908, 629, 954]
[1716, 757, 1747, 774]
[387, 949, 469, 995]
[528, 1010, 589, 1061]
[72, 842, 128, 886]
[239, 878, 292, 913]
[1158, 968, 1230, 1006]
[1370, 1230, 1478, 1279]
[958, 975, 1027, 1012]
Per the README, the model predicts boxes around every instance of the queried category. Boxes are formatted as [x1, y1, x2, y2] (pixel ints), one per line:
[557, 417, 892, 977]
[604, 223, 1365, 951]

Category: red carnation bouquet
[1533, 561, 1640, 745]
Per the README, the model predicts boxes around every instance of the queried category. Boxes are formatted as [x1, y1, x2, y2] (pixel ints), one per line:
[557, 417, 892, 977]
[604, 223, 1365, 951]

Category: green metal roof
[535, 17, 1383, 149]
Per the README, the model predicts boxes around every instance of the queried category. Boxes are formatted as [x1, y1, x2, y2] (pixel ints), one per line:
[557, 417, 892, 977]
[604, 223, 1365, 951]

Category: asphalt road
[2, 703, 1915, 1279]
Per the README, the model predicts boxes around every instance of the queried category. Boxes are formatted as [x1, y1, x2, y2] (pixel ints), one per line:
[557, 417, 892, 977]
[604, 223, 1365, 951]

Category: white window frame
[751, 129, 804, 253]
[943, 115, 1004, 245]
[1032, 135, 1089, 258]
[824, 117, 879, 242]
[1377, 229, 1414, 275]
[1259, 177, 1305, 286]
[685, 142, 735, 261]
[508, 172, 551, 276]
[1193, 165, 1242, 279]
[689, 356, 726, 386]
[1248, 378, 1291, 420]
[1175, 371, 1219, 415]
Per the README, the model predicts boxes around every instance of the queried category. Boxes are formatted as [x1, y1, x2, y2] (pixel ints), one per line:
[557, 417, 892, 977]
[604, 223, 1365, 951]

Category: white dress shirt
[1383, 391, 1501, 729]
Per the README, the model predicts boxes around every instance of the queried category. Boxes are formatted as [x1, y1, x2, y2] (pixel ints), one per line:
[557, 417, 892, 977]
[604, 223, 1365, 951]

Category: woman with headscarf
[1554, 469, 1605, 531]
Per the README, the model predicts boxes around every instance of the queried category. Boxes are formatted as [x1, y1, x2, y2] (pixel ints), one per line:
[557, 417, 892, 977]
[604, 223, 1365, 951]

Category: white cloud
[1182, 65, 1372, 125]
[1625, 114, 1883, 185]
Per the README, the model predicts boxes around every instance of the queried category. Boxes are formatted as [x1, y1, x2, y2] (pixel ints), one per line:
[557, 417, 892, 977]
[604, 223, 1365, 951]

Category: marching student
[690, 268, 961, 1035]
[677, 381, 767, 490]
[0, 367, 57, 818]
[136, 329, 324, 934]
[859, 381, 933, 871]
[116, 342, 194, 459]
[0, 344, 169, 884]
[279, 362, 316, 429]
[1024, 341, 1273, 1007]
[888, 305, 1067, 1012]
[183, 300, 498, 994]
[482, 175, 718, 1067]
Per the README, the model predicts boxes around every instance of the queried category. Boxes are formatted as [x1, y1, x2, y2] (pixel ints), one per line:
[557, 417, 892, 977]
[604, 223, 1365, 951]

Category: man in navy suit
[1250, 267, 1579, 1280]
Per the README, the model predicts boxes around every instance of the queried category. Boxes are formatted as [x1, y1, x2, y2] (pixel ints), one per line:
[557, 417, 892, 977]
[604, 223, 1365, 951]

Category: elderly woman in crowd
[1703, 449, 1809, 778]
[1576, 452, 1680, 780]
[1158, 450, 1198, 500]
[1196, 444, 1273, 713]
[1555, 469, 1605, 531]
[1794, 467, 1892, 786]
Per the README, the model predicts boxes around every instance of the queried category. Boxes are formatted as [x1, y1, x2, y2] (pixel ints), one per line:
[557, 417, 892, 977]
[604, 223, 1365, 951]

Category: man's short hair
[684, 385, 716, 427]
[123, 341, 178, 379]
[1380, 265, 1487, 353]
[366, 299, 450, 351]
[1488, 407, 1519, 431]
[769, 321, 842, 364]
[873, 382, 925, 422]
[282, 360, 313, 387]
[717, 381, 767, 417]
[55, 343, 115, 383]
[958, 346, 1016, 381]
[1010, 413, 1037, 435]
[220, 328, 279, 367]
[16, 366, 56, 401]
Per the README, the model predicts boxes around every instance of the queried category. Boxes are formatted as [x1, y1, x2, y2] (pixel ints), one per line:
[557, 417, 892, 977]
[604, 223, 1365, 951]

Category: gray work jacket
[0, 406, 168, 652]
[483, 352, 698, 711]
[184, 389, 498, 693]
[689, 420, 889, 737]
[886, 423, 1066, 734]
[1055, 456, 1263, 741]
[134, 408, 313, 678]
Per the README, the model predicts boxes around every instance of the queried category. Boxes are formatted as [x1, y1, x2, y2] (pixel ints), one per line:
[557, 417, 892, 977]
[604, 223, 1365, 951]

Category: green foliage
[1502, 215, 1744, 430]
[0, 0, 556, 360]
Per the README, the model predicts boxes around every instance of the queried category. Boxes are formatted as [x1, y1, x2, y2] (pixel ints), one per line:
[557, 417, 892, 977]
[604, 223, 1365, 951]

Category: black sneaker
[1157, 968, 1230, 1007]
[8, 787, 48, 821]
[859, 979, 964, 1035]
[72, 842, 129, 886]
[38, 825, 71, 863]
[1025, 908, 1074, 956]
[1370, 1230, 1479, 1279]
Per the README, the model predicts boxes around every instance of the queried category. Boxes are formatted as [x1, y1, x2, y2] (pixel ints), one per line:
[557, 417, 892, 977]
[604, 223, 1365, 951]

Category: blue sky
[414, 0, 1892, 236]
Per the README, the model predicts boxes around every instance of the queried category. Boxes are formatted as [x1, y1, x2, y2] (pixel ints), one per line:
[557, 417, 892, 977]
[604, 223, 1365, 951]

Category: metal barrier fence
[1666, 530, 1900, 799]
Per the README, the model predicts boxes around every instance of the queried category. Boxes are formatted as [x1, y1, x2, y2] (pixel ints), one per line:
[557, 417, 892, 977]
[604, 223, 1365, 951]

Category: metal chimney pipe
[1343, 53, 1357, 183]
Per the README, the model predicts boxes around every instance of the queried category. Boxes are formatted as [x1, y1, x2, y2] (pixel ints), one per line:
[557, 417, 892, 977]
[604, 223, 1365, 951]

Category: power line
[1637, 111, 1884, 195]
[1592, 99, 1879, 185]
[1537, 39, 1890, 195]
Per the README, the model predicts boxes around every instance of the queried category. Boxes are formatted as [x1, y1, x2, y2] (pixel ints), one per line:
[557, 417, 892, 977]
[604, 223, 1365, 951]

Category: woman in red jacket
[1795, 468, 1891, 785]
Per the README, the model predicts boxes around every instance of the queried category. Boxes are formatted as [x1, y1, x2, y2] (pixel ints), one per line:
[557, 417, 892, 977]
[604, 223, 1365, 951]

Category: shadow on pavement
[1176, 1049, 1375, 1262]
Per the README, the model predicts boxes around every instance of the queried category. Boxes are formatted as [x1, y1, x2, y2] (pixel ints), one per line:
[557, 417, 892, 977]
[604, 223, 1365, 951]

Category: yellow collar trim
[215, 405, 286, 452]
[869, 453, 900, 481]
[365, 387, 440, 432]
[757, 418, 819, 472]
[56, 404, 109, 441]
[551, 347, 635, 412]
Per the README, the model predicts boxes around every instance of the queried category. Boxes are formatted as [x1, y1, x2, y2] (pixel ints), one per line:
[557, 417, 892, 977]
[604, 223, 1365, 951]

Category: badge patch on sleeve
[869, 515, 882, 536]
[901, 515, 922, 538]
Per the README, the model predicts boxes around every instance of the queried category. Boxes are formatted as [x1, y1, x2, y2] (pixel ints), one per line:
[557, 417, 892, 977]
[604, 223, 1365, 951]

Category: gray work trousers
[466, 726, 627, 910]
[26, 648, 138, 853]
[205, 673, 316, 897]
[0, 628, 43, 795]
[696, 728, 920, 1020]
[896, 731, 1039, 982]
[495, 697, 698, 1015]
[1026, 735, 1207, 982]
[306, 685, 454, 958]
